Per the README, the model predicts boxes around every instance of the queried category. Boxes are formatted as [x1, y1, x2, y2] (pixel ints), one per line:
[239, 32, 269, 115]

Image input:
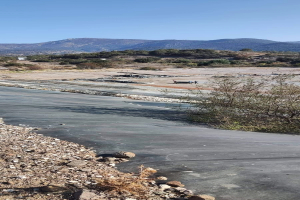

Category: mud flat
[0, 67, 300, 103]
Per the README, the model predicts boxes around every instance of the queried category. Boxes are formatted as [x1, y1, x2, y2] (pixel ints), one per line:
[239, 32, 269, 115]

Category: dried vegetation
[189, 75, 300, 133]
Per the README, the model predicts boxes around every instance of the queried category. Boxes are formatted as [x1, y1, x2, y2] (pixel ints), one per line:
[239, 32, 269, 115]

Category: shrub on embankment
[189, 75, 300, 134]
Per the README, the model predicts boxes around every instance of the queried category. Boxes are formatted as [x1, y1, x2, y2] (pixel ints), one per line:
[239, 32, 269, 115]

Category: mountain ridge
[1, 38, 300, 55]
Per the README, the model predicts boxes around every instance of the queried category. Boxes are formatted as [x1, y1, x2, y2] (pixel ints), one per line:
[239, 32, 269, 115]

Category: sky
[1, 0, 299, 43]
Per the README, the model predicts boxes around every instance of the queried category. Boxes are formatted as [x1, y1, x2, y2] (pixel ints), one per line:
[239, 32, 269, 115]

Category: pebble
[67, 160, 87, 167]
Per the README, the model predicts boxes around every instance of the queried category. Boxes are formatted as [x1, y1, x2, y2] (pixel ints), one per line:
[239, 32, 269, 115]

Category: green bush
[139, 66, 162, 70]
[198, 59, 230, 66]
[276, 57, 295, 62]
[291, 59, 300, 65]
[239, 48, 253, 52]
[33, 59, 52, 62]
[172, 59, 191, 63]
[26, 65, 43, 70]
[68, 59, 87, 64]
[0, 57, 16, 62]
[230, 60, 242, 65]
[134, 57, 161, 63]
[76, 61, 112, 69]
[59, 61, 69, 65]
[4, 62, 22, 67]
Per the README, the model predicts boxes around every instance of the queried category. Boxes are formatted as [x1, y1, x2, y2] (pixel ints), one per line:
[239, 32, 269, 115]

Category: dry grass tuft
[96, 165, 157, 199]
[139, 66, 162, 71]
[189, 75, 300, 133]
[26, 65, 43, 70]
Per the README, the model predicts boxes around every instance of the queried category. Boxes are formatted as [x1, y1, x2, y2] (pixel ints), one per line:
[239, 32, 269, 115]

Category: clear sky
[1, 0, 299, 43]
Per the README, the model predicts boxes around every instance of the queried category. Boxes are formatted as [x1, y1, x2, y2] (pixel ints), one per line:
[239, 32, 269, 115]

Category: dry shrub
[26, 65, 43, 70]
[139, 66, 162, 71]
[76, 61, 113, 69]
[52, 66, 66, 70]
[8, 67, 23, 71]
[4, 62, 23, 67]
[189, 75, 300, 133]
[52, 65, 76, 70]
[96, 165, 157, 199]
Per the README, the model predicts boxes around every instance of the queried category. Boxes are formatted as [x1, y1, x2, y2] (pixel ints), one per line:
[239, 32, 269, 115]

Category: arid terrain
[1, 59, 300, 102]
[1, 49, 299, 100]
[1, 49, 300, 199]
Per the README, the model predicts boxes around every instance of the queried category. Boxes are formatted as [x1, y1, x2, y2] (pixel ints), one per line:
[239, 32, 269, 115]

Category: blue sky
[1, 0, 299, 43]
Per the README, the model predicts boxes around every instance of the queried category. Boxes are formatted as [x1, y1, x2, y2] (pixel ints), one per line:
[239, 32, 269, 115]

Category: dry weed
[96, 165, 157, 199]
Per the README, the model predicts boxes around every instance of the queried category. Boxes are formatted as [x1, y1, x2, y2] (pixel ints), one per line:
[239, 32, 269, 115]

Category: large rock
[198, 195, 215, 200]
[74, 189, 102, 200]
[157, 176, 168, 180]
[67, 160, 87, 167]
[174, 187, 187, 193]
[166, 181, 184, 187]
[159, 184, 171, 190]
[113, 151, 135, 158]
[189, 195, 215, 200]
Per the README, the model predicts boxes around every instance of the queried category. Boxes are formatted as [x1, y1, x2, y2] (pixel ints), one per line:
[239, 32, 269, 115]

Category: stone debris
[167, 181, 185, 187]
[67, 160, 87, 167]
[0, 81, 189, 103]
[0, 122, 199, 200]
[113, 151, 136, 158]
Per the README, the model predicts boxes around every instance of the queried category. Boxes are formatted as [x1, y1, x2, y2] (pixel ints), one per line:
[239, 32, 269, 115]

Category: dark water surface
[1, 86, 300, 200]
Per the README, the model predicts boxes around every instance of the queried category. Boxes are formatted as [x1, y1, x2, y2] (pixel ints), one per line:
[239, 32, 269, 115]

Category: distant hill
[0, 38, 148, 55]
[1, 38, 300, 55]
[130, 38, 277, 51]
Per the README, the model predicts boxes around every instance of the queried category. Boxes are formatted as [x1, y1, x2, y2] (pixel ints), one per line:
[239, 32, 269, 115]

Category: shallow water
[1, 86, 300, 200]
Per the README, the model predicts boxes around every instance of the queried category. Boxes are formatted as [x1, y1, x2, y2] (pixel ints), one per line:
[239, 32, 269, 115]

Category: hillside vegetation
[1, 48, 300, 71]
[1, 38, 300, 55]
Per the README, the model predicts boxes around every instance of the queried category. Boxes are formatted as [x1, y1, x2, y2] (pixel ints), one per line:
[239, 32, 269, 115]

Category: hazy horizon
[0, 37, 299, 45]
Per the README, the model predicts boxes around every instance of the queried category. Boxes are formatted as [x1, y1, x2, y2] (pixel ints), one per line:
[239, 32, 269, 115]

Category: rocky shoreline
[0, 118, 214, 200]
[0, 80, 191, 103]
